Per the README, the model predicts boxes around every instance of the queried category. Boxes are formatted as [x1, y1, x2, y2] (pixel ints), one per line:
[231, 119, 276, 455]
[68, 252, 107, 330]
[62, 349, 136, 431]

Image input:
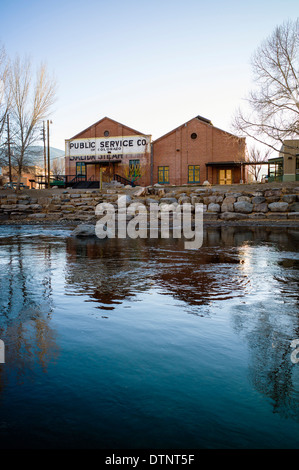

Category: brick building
[152, 115, 246, 186]
[65, 117, 151, 187]
[65, 115, 246, 188]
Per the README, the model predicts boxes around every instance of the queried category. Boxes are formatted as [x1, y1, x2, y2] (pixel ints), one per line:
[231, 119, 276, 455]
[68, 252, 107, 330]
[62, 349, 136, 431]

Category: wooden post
[100, 168, 103, 190]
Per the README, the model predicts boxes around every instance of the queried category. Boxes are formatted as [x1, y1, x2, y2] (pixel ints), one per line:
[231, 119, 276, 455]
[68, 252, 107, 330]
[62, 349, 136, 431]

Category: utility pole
[42, 121, 47, 185]
[47, 120, 50, 189]
[7, 114, 12, 184]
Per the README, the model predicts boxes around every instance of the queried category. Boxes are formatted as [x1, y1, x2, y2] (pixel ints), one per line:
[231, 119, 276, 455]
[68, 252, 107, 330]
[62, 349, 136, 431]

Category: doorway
[219, 169, 232, 185]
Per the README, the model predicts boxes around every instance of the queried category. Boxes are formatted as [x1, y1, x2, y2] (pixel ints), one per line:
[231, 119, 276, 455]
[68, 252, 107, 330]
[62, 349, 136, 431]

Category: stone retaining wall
[0, 185, 299, 223]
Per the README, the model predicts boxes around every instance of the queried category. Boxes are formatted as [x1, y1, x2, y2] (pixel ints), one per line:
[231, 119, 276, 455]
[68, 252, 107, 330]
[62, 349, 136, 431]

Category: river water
[0, 224, 298, 449]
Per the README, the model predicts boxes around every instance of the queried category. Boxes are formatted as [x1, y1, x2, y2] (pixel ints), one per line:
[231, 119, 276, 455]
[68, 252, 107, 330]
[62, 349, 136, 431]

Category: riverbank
[0, 181, 298, 228]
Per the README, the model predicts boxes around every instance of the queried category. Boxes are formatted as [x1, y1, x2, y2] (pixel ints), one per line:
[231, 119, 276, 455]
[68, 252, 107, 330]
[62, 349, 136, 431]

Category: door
[219, 169, 232, 185]
[76, 162, 86, 179]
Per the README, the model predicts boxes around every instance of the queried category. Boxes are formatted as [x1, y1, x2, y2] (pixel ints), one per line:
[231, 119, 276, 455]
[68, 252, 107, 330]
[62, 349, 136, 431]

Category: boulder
[28, 213, 46, 219]
[264, 189, 282, 198]
[191, 195, 202, 204]
[268, 202, 289, 212]
[178, 196, 191, 204]
[282, 194, 296, 203]
[133, 187, 146, 197]
[223, 196, 236, 204]
[266, 196, 281, 203]
[145, 198, 159, 206]
[252, 196, 266, 204]
[237, 196, 251, 203]
[72, 224, 96, 237]
[219, 212, 248, 221]
[289, 202, 299, 212]
[253, 203, 268, 213]
[118, 194, 132, 205]
[221, 202, 234, 212]
[159, 197, 177, 204]
[234, 201, 253, 213]
[207, 203, 221, 212]
[156, 188, 165, 197]
[203, 196, 217, 205]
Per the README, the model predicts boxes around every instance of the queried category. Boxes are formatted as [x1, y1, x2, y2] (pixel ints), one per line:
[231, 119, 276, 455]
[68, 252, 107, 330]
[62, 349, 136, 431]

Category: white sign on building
[66, 135, 151, 162]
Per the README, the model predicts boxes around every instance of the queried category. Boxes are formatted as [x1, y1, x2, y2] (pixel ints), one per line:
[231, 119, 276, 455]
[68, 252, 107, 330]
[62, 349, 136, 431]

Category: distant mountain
[30, 146, 64, 162]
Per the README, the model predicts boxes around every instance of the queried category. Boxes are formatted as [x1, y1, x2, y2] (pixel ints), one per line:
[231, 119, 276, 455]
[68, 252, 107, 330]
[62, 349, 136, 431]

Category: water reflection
[0, 234, 59, 379]
[0, 225, 298, 446]
[65, 232, 251, 309]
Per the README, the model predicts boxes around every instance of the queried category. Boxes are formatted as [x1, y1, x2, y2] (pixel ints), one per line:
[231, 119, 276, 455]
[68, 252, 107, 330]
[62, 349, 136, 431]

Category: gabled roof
[153, 115, 244, 144]
[70, 116, 147, 139]
[152, 115, 213, 144]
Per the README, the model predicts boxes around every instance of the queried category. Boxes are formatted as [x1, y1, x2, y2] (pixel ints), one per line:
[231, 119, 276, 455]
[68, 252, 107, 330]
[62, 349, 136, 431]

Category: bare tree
[233, 19, 299, 155]
[52, 156, 65, 177]
[8, 56, 56, 189]
[0, 45, 10, 147]
[247, 145, 272, 181]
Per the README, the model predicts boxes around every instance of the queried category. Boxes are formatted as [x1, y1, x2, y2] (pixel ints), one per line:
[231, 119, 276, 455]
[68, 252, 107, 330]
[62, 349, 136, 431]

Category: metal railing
[114, 174, 136, 187]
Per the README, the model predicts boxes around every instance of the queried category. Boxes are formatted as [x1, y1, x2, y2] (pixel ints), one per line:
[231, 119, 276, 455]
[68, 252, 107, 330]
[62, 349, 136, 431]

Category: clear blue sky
[1, 0, 298, 150]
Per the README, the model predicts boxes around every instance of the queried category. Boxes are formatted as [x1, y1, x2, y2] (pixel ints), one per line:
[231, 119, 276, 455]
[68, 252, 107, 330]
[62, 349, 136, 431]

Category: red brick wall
[152, 117, 246, 185]
[65, 117, 246, 187]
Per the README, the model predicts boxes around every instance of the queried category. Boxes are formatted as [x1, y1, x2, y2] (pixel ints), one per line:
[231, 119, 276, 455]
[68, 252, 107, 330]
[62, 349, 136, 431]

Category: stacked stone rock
[0, 186, 298, 223]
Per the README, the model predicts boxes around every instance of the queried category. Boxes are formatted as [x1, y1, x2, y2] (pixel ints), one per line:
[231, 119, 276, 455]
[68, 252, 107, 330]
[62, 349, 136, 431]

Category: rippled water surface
[0, 224, 299, 449]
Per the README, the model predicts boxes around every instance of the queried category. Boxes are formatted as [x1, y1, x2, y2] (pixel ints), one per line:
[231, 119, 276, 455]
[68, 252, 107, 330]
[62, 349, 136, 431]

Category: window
[129, 160, 141, 178]
[188, 165, 200, 183]
[269, 160, 283, 180]
[76, 162, 86, 178]
[190, 133, 197, 140]
[104, 130, 109, 137]
[158, 166, 169, 184]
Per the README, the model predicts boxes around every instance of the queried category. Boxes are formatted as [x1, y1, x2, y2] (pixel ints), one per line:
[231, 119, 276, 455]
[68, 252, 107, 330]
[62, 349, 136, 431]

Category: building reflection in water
[65, 227, 254, 310]
[65, 226, 299, 420]
[0, 225, 298, 424]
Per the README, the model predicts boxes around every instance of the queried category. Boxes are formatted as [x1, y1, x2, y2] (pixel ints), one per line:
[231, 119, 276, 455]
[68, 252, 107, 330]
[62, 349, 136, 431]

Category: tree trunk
[16, 165, 22, 193]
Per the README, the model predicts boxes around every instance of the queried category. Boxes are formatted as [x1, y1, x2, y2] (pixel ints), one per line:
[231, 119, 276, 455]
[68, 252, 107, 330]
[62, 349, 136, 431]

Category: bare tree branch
[232, 19, 299, 154]
[247, 144, 272, 181]
[8, 56, 57, 190]
[0, 45, 11, 146]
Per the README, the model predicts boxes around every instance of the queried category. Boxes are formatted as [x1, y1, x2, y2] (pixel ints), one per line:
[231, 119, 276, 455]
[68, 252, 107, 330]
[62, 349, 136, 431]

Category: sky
[1, 0, 298, 151]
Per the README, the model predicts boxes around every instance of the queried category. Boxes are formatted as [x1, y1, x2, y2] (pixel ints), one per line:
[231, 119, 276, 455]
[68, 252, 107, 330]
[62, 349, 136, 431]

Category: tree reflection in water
[0, 225, 298, 426]
[0, 233, 59, 384]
